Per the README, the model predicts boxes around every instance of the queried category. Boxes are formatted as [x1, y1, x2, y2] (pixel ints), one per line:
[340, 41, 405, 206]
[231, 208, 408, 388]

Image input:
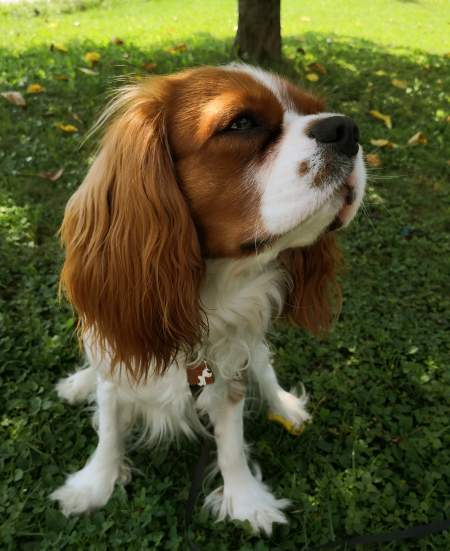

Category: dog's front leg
[51, 377, 130, 515]
[252, 342, 311, 433]
[199, 382, 289, 535]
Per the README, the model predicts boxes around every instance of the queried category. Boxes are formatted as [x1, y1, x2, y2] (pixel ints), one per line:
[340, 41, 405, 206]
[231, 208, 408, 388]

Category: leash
[184, 362, 214, 551]
[184, 436, 212, 551]
[183, 363, 450, 548]
[306, 518, 450, 550]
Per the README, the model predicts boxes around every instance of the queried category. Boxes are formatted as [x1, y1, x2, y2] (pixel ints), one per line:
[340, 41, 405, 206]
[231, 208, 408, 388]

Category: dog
[50, 64, 366, 534]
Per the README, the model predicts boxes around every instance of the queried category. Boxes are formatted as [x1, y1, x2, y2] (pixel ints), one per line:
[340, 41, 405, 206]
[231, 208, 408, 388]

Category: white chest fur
[198, 257, 285, 380]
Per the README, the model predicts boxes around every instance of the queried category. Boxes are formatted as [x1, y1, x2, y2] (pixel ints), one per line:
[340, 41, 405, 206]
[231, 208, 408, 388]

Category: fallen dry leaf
[56, 123, 78, 133]
[306, 73, 319, 82]
[84, 51, 101, 65]
[111, 36, 124, 45]
[369, 110, 392, 129]
[408, 131, 427, 145]
[51, 43, 68, 53]
[1, 91, 26, 107]
[308, 62, 326, 75]
[370, 138, 396, 149]
[54, 75, 69, 81]
[78, 67, 98, 76]
[391, 78, 407, 89]
[38, 167, 64, 181]
[26, 83, 44, 94]
[366, 153, 381, 167]
[166, 43, 188, 54]
[142, 62, 157, 72]
[70, 113, 83, 124]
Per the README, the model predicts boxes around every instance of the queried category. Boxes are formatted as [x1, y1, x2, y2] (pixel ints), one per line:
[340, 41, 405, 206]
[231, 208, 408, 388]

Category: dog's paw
[204, 475, 289, 535]
[50, 465, 117, 516]
[55, 369, 96, 405]
[269, 386, 311, 435]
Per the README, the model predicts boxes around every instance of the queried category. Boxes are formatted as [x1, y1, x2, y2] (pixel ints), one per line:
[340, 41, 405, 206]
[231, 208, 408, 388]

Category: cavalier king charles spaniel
[51, 64, 366, 534]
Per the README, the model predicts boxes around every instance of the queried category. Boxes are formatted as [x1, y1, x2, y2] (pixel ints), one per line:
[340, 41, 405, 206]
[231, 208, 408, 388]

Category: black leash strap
[185, 383, 212, 551]
[308, 518, 450, 550]
[184, 437, 211, 551]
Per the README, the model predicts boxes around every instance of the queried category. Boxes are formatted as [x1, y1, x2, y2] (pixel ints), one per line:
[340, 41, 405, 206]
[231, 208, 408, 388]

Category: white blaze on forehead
[226, 63, 289, 107]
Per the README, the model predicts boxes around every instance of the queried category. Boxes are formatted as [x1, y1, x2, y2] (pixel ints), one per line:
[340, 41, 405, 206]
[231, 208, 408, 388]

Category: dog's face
[167, 65, 366, 257]
[60, 65, 366, 379]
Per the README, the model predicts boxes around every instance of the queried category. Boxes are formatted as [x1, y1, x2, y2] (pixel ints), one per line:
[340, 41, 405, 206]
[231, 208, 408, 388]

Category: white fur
[51, 65, 366, 534]
[51, 258, 302, 531]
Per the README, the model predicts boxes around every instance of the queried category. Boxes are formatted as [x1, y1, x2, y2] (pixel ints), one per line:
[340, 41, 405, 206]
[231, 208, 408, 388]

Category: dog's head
[60, 65, 366, 379]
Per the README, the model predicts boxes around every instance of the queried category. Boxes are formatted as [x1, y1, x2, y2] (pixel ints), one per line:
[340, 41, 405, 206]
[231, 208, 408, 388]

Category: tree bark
[235, 0, 281, 64]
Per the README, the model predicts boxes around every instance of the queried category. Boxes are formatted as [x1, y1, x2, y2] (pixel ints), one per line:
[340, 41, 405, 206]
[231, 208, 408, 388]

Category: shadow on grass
[1, 32, 449, 550]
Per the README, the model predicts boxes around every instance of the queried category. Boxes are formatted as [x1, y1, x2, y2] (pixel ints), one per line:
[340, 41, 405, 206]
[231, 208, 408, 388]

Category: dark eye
[228, 115, 259, 131]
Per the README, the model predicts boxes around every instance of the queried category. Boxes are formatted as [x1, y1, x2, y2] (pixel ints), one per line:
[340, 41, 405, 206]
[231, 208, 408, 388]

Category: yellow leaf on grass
[306, 73, 319, 82]
[51, 43, 68, 53]
[166, 43, 188, 54]
[56, 123, 78, 133]
[391, 79, 407, 89]
[26, 83, 44, 94]
[84, 51, 101, 65]
[408, 131, 427, 145]
[369, 110, 392, 129]
[366, 153, 381, 167]
[38, 167, 64, 181]
[370, 138, 396, 149]
[1, 91, 26, 107]
[55, 75, 69, 81]
[308, 62, 326, 75]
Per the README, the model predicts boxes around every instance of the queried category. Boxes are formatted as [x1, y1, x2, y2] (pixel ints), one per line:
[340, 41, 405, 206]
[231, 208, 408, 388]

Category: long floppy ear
[60, 78, 206, 380]
[279, 234, 343, 335]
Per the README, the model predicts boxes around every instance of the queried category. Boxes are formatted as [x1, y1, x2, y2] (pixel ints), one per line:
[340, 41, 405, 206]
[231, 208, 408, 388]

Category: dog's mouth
[326, 180, 356, 232]
[240, 181, 356, 254]
[240, 169, 360, 254]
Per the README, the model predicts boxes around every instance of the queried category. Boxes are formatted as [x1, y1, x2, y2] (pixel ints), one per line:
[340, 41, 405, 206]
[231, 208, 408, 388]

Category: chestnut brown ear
[279, 234, 343, 335]
[60, 78, 206, 380]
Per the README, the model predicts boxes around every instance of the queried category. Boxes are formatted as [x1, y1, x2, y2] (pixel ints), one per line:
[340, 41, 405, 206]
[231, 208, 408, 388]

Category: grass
[0, 0, 449, 549]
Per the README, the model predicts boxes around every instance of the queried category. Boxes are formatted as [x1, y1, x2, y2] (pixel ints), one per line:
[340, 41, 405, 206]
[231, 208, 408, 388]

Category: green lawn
[1, 0, 449, 549]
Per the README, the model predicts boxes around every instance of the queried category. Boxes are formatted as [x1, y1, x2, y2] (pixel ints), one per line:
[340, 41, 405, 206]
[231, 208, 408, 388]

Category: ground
[0, 0, 449, 549]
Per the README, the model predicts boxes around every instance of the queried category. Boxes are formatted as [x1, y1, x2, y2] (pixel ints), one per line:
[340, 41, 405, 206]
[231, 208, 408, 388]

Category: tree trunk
[235, 0, 281, 64]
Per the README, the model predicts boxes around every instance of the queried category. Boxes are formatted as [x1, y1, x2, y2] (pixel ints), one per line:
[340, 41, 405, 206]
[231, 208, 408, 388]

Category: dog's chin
[267, 184, 353, 251]
[242, 165, 363, 257]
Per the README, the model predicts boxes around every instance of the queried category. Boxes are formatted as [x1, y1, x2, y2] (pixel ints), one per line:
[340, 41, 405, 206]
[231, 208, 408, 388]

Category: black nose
[309, 116, 360, 157]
